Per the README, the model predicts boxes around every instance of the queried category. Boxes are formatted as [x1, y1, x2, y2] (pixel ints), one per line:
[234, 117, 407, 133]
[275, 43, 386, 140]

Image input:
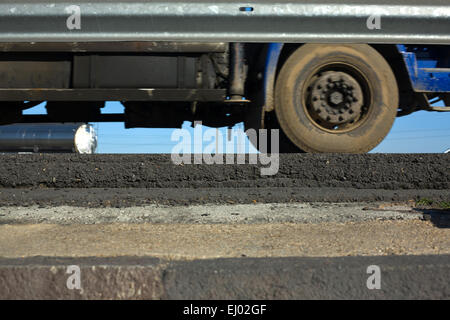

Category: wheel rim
[301, 63, 373, 133]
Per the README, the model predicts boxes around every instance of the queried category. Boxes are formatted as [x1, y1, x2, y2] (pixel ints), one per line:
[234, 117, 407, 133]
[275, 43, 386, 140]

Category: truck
[0, 0, 449, 153]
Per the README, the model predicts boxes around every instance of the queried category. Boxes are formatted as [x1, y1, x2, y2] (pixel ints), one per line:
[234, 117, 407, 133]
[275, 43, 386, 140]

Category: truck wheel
[275, 44, 398, 153]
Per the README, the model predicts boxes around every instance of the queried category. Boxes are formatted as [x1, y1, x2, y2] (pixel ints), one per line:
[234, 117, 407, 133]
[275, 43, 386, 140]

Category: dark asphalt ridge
[0, 255, 448, 299]
[0, 187, 449, 207]
[0, 153, 447, 206]
[0, 154, 448, 189]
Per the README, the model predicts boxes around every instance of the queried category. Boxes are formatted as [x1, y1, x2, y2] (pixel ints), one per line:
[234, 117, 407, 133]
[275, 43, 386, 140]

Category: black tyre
[274, 44, 399, 153]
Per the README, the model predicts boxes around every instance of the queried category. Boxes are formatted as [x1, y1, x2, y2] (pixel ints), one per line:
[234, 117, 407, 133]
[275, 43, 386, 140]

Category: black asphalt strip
[0, 255, 448, 299]
[0, 154, 448, 206]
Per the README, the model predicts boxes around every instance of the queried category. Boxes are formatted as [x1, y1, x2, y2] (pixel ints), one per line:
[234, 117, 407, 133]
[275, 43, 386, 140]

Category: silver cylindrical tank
[0, 123, 97, 153]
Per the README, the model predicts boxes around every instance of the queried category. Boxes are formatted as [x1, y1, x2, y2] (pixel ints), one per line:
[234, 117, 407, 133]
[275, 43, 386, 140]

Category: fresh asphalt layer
[0, 153, 448, 206]
[0, 187, 449, 207]
[1, 154, 448, 189]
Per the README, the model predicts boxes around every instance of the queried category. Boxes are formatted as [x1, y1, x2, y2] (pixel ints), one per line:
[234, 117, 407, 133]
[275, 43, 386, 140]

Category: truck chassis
[0, 0, 449, 152]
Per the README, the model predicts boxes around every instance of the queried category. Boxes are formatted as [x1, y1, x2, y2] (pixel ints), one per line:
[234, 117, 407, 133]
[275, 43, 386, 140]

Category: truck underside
[1, 1, 449, 153]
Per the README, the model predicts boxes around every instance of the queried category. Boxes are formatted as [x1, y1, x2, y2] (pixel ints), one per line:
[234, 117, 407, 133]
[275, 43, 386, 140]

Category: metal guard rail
[0, 0, 449, 44]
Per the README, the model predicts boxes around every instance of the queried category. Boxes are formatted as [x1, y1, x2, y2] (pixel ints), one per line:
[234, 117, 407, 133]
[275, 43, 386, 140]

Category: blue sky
[24, 101, 450, 153]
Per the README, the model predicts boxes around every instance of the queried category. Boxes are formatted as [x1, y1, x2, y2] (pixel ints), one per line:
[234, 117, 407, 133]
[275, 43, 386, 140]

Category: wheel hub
[309, 71, 364, 125]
